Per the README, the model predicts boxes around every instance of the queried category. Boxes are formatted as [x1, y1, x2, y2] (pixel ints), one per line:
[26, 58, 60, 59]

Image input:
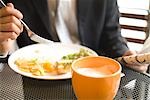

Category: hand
[123, 50, 149, 73]
[0, 3, 23, 54]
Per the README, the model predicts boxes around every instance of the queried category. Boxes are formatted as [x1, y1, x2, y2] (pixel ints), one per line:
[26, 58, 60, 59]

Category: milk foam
[76, 67, 113, 77]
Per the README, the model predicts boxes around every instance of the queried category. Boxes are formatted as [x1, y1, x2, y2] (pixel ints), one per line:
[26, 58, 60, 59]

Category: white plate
[8, 43, 98, 80]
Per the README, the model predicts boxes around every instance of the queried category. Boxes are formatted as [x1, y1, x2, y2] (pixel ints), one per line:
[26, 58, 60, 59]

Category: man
[0, 0, 148, 72]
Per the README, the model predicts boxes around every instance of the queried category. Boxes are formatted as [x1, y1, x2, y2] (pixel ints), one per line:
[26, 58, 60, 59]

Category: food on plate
[62, 48, 93, 60]
[15, 58, 54, 76]
[55, 60, 73, 74]
[14, 48, 94, 76]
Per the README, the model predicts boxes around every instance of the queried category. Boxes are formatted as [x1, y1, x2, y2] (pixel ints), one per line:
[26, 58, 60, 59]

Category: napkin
[140, 35, 150, 53]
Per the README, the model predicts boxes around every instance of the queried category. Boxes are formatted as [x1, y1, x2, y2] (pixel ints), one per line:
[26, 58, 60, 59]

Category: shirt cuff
[0, 52, 8, 58]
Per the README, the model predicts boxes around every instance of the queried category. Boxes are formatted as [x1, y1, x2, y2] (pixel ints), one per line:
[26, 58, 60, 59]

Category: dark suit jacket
[4, 0, 129, 58]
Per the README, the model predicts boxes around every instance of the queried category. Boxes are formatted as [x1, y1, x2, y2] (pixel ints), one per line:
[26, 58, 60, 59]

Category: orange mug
[71, 56, 121, 100]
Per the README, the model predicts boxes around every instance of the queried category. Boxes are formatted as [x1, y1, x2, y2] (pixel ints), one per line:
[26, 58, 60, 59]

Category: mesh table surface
[1, 64, 150, 100]
[0, 64, 24, 100]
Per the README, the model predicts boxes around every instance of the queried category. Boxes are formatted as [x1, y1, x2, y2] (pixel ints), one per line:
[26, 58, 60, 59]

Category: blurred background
[117, 0, 150, 51]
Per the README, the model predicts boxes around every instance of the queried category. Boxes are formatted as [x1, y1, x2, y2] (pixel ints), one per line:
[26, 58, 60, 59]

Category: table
[1, 64, 150, 100]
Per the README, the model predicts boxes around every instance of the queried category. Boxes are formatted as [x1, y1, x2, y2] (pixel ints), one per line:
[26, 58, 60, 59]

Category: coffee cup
[71, 56, 121, 100]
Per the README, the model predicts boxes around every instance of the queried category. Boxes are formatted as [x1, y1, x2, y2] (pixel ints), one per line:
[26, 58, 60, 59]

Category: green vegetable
[62, 48, 92, 60]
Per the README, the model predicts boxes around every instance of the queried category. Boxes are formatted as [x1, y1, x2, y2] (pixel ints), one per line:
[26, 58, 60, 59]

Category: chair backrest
[119, 8, 149, 44]
[118, 0, 150, 45]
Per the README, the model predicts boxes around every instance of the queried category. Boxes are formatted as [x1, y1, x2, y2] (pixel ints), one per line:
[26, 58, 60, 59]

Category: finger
[126, 64, 148, 73]
[9, 32, 19, 40]
[0, 23, 21, 35]
[0, 32, 18, 41]
[7, 3, 14, 8]
[0, 16, 22, 30]
[0, 6, 23, 19]
[123, 50, 137, 56]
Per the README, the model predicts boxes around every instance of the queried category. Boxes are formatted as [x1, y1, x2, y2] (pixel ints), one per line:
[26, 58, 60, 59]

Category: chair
[120, 10, 149, 44]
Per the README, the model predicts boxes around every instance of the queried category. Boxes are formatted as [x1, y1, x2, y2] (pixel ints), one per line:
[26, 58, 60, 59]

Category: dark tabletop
[1, 64, 150, 100]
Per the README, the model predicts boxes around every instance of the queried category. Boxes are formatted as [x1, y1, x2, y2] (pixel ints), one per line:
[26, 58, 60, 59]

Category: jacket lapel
[31, 0, 51, 34]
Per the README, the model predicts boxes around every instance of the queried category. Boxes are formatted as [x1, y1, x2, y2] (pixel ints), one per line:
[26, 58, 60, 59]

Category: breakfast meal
[14, 49, 93, 76]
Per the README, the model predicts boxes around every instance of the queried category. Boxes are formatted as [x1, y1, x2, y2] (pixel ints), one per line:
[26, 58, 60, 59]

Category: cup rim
[72, 56, 122, 78]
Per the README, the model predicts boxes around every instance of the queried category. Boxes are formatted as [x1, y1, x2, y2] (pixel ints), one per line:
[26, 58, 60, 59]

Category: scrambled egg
[15, 58, 55, 76]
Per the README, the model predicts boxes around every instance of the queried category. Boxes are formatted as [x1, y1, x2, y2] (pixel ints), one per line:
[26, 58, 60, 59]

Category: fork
[0, 0, 54, 44]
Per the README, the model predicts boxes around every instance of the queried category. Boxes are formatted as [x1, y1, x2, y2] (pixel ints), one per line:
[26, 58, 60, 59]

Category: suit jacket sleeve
[99, 0, 129, 58]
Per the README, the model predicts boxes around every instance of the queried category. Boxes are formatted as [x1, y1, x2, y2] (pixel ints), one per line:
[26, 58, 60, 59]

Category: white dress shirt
[48, 0, 80, 44]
